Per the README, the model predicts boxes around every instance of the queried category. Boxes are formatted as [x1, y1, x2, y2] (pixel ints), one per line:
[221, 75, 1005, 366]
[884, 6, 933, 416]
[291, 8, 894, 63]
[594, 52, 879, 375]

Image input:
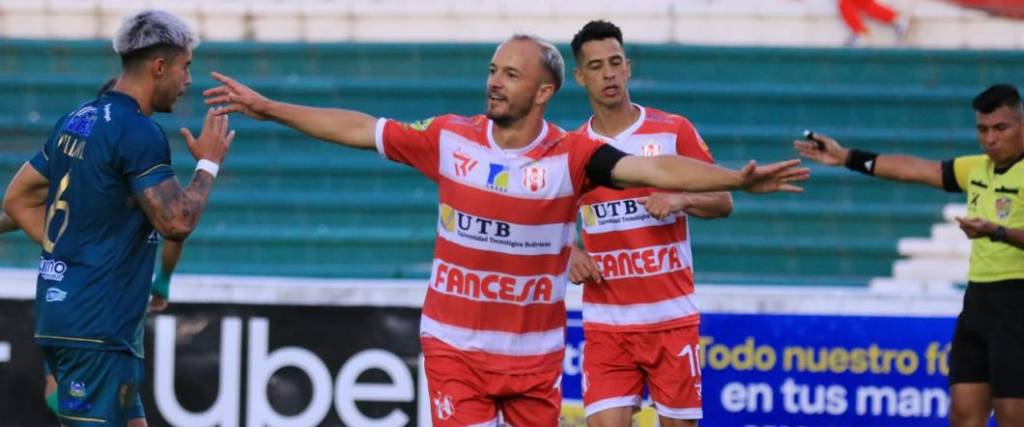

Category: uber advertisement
[0, 300, 960, 426]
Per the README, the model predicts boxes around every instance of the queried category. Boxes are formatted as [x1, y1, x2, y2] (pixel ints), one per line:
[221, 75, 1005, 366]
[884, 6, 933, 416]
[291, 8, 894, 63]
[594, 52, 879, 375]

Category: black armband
[845, 149, 879, 176]
[586, 144, 629, 189]
[940, 159, 962, 193]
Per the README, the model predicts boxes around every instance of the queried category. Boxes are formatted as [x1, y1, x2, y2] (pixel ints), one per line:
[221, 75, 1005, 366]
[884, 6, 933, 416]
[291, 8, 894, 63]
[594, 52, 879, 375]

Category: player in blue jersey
[1, 10, 234, 426]
[3, 76, 186, 421]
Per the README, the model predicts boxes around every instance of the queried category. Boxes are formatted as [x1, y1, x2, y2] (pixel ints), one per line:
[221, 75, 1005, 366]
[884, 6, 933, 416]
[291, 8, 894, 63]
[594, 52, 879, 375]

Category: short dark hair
[972, 84, 1022, 114]
[570, 20, 624, 61]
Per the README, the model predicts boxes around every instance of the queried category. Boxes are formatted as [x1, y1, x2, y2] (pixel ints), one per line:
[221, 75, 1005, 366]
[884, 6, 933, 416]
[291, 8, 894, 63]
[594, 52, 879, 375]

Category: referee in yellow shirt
[794, 84, 1024, 427]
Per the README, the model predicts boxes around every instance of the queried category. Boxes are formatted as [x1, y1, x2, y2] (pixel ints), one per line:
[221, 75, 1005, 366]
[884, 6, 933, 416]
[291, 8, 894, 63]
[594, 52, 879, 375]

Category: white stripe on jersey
[420, 314, 565, 356]
[436, 204, 574, 256]
[582, 294, 699, 327]
[580, 197, 677, 235]
[428, 259, 567, 306]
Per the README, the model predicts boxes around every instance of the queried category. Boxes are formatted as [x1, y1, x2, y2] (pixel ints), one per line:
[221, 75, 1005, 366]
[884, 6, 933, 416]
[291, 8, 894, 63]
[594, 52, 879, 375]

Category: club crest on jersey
[521, 163, 547, 192]
[432, 391, 454, 420]
[452, 148, 478, 178]
[997, 197, 1012, 221]
[641, 142, 662, 157]
[63, 106, 98, 138]
[70, 381, 87, 397]
[486, 163, 509, 192]
[440, 204, 457, 232]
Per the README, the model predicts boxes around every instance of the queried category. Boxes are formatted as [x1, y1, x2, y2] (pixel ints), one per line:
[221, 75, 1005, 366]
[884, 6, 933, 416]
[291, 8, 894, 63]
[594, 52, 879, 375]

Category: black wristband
[990, 225, 1007, 242]
[845, 149, 879, 176]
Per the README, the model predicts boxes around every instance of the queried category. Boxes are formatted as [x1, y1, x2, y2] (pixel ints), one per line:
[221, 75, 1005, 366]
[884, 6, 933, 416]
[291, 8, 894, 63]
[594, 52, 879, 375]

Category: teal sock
[45, 390, 58, 415]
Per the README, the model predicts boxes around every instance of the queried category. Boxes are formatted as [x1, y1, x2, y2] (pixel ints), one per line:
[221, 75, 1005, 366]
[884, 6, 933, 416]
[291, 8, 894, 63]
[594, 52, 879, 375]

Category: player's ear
[536, 82, 556, 105]
[574, 67, 585, 87]
[151, 56, 167, 78]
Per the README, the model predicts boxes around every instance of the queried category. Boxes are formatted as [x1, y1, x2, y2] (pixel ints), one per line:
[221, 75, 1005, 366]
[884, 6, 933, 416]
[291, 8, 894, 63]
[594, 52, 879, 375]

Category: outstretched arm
[203, 72, 378, 150]
[137, 109, 235, 241]
[794, 132, 944, 189]
[611, 155, 808, 194]
[642, 191, 734, 220]
[2, 163, 49, 244]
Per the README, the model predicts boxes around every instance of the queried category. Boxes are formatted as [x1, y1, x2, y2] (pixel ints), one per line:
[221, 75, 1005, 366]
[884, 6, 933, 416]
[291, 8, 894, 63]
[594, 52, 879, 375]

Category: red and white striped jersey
[375, 114, 606, 374]
[577, 105, 715, 333]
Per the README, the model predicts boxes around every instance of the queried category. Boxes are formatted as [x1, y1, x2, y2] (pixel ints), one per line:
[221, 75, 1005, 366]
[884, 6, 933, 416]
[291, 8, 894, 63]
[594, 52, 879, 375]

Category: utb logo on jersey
[522, 164, 547, 192]
[580, 204, 598, 228]
[641, 142, 662, 157]
[487, 163, 509, 192]
[452, 148, 478, 178]
[440, 204, 457, 233]
[408, 117, 434, 131]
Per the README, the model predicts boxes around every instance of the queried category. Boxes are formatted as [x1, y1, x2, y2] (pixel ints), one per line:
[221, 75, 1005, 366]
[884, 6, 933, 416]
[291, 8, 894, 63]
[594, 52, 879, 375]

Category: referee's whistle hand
[793, 132, 847, 166]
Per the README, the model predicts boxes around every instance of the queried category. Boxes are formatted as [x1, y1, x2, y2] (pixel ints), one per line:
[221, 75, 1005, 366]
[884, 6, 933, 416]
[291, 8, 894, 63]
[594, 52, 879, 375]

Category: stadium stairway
[2, 40, 1011, 286]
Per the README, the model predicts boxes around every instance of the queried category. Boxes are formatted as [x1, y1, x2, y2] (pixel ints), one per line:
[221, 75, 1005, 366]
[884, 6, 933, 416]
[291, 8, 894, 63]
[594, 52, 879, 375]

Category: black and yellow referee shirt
[942, 154, 1024, 283]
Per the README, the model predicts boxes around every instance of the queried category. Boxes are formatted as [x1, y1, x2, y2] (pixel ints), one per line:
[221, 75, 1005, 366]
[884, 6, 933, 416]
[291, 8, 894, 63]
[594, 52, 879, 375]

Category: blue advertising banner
[561, 311, 978, 426]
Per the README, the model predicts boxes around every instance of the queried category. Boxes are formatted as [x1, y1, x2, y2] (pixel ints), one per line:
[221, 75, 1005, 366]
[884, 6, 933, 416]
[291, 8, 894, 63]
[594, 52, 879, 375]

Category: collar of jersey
[587, 103, 646, 142]
[994, 152, 1024, 175]
[486, 118, 550, 157]
[103, 90, 143, 113]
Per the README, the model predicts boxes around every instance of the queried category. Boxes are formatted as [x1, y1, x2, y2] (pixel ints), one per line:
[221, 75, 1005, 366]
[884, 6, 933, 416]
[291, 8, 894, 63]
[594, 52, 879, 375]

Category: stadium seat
[0, 40, 1012, 286]
[249, 0, 302, 42]
[0, 0, 49, 39]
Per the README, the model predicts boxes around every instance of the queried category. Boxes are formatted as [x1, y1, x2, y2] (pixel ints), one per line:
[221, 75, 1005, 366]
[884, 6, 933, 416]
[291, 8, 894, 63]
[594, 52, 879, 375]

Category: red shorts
[582, 325, 702, 420]
[424, 354, 562, 426]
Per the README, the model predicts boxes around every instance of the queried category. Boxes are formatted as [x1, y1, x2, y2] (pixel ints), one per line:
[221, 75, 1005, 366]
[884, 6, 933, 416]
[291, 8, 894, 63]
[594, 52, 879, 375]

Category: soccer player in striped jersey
[204, 34, 807, 426]
[567, 20, 730, 427]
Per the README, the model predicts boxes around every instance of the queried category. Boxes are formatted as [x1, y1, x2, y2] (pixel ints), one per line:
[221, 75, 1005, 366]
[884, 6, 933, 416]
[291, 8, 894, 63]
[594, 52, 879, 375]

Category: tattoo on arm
[136, 172, 216, 241]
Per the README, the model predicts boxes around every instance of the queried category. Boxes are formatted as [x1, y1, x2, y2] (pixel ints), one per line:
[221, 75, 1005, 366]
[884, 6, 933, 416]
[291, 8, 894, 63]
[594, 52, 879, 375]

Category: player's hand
[568, 246, 602, 285]
[738, 159, 809, 193]
[181, 107, 236, 166]
[793, 132, 849, 166]
[955, 217, 998, 239]
[149, 295, 169, 312]
[204, 72, 273, 120]
[642, 193, 686, 221]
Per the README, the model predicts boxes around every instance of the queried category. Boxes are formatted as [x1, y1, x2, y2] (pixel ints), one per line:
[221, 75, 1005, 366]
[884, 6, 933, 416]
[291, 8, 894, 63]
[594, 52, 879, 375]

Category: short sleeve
[675, 117, 714, 164]
[942, 155, 986, 193]
[28, 148, 49, 178]
[118, 121, 175, 193]
[374, 115, 448, 181]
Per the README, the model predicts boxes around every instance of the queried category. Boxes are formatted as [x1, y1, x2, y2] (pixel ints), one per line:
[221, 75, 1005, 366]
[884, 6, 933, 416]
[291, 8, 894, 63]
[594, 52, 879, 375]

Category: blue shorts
[42, 346, 145, 426]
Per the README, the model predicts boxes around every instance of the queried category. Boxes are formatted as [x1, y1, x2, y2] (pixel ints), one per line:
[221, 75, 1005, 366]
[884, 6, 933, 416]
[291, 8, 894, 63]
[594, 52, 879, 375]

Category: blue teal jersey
[29, 90, 176, 358]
